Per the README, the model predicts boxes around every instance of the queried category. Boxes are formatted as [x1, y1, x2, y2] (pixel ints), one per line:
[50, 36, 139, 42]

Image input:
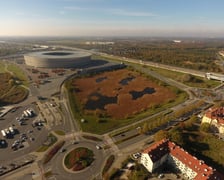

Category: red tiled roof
[204, 107, 224, 124]
[142, 139, 224, 180]
[168, 141, 223, 180]
[143, 139, 169, 162]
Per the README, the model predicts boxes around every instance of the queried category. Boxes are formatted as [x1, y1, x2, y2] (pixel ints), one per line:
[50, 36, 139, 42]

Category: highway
[53, 45, 207, 78]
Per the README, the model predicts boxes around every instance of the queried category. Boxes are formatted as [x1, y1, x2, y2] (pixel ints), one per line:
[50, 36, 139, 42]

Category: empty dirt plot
[72, 69, 176, 119]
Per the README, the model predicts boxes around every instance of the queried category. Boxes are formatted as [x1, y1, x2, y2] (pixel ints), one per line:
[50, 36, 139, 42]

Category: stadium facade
[24, 51, 92, 68]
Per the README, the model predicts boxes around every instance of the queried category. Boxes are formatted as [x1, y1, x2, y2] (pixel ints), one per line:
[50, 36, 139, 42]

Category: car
[38, 122, 43, 126]
[132, 154, 138, 159]
[11, 144, 17, 148]
[0, 140, 6, 147]
[19, 121, 25, 126]
[96, 145, 101, 150]
[60, 148, 66, 153]
[11, 108, 17, 112]
[72, 141, 79, 145]
[158, 174, 164, 179]
[12, 147, 18, 151]
[28, 130, 33, 133]
[9, 163, 16, 167]
[34, 122, 43, 126]
[30, 137, 35, 141]
[15, 139, 20, 143]
[20, 134, 27, 139]
[18, 144, 24, 148]
[132, 152, 141, 159]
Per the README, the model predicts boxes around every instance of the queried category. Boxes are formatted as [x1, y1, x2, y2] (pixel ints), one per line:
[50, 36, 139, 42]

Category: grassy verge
[148, 66, 220, 88]
[0, 61, 6, 73]
[115, 134, 140, 145]
[43, 141, 65, 164]
[36, 133, 58, 152]
[82, 135, 102, 142]
[54, 130, 65, 136]
[102, 155, 115, 176]
[7, 63, 29, 86]
[44, 171, 53, 178]
[0, 72, 29, 106]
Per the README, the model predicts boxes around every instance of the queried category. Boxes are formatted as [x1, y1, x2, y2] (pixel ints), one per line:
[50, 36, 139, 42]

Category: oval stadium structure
[24, 51, 92, 68]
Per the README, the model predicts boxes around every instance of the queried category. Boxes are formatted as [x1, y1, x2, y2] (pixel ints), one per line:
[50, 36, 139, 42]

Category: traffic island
[64, 147, 94, 171]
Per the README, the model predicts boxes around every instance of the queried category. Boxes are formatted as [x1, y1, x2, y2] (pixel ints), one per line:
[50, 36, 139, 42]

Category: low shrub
[43, 141, 65, 164]
[102, 155, 115, 176]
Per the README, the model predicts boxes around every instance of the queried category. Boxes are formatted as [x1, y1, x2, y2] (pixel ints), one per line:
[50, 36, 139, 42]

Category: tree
[181, 74, 193, 83]
[154, 130, 169, 142]
[141, 122, 149, 134]
[8, 79, 15, 86]
[169, 129, 184, 146]
[200, 123, 210, 133]
[179, 122, 186, 130]
[189, 115, 198, 124]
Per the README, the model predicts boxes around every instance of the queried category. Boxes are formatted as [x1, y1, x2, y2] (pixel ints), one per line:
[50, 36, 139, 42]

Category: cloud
[63, 6, 157, 17]
[109, 9, 157, 17]
[64, 6, 88, 10]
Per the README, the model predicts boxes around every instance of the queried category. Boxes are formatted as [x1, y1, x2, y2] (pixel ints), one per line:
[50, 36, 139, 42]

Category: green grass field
[7, 63, 29, 86]
[0, 61, 6, 73]
[147, 66, 221, 88]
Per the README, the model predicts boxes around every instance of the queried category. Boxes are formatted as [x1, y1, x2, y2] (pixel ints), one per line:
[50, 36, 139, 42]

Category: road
[52, 44, 207, 78]
[48, 140, 107, 180]
[0, 43, 223, 180]
[60, 84, 80, 133]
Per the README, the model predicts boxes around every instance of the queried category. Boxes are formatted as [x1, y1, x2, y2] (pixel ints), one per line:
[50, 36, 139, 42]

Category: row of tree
[75, 40, 224, 73]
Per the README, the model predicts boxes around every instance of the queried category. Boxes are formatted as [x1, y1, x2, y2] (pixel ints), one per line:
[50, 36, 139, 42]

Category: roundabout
[48, 140, 107, 180]
[64, 147, 94, 171]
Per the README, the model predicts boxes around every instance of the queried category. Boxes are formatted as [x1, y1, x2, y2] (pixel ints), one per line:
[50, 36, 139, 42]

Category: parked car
[158, 174, 164, 179]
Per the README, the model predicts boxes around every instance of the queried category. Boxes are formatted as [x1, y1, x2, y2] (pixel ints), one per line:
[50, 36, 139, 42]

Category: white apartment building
[141, 139, 223, 180]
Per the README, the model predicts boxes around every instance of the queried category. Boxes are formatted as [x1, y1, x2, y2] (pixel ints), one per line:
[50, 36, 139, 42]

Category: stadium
[24, 51, 92, 68]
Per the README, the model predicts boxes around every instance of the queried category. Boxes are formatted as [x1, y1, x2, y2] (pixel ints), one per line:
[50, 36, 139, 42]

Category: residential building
[202, 107, 224, 133]
[141, 139, 223, 180]
[219, 51, 224, 57]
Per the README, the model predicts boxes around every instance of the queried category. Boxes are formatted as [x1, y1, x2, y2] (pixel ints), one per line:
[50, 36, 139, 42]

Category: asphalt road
[1, 45, 223, 180]
[49, 141, 107, 180]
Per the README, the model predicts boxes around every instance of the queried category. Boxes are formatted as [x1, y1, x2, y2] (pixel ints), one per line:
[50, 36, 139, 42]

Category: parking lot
[0, 103, 48, 174]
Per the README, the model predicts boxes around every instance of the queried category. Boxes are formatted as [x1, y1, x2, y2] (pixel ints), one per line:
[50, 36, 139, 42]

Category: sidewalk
[3, 162, 43, 180]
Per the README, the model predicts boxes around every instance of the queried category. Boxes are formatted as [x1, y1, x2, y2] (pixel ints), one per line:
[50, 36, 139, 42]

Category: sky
[0, 0, 224, 37]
